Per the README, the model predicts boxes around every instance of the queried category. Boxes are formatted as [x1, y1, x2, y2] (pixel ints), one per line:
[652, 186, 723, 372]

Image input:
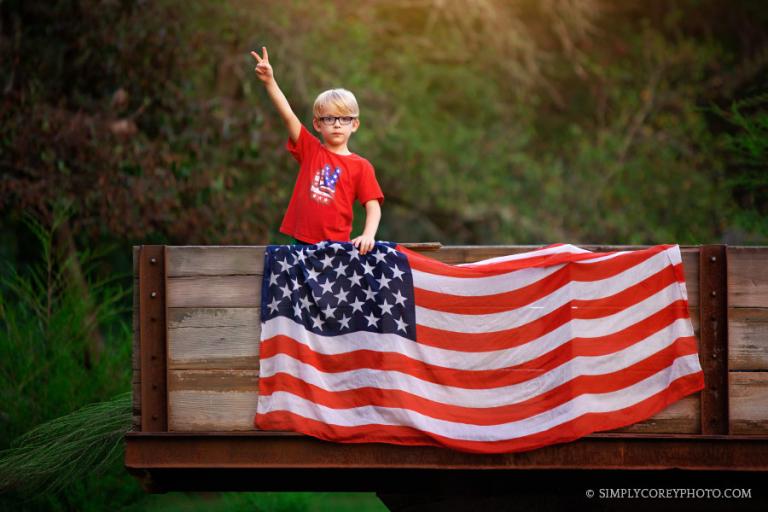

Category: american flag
[255, 241, 704, 453]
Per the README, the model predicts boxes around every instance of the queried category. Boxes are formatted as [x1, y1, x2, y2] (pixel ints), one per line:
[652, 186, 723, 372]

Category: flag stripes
[255, 242, 704, 453]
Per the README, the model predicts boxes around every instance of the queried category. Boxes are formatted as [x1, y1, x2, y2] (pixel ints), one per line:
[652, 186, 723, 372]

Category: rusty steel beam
[124, 432, 768, 472]
[138, 245, 168, 431]
[699, 245, 728, 435]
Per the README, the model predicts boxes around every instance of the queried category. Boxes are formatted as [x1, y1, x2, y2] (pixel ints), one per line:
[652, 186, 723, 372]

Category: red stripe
[260, 307, 693, 388]
[255, 371, 704, 454]
[416, 257, 683, 315]
[258, 337, 700, 425]
[398, 244, 674, 278]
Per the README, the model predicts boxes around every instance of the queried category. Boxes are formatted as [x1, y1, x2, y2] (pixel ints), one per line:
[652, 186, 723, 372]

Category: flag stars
[333, 263, 346, 278]
[362, 287, 377, 302]
[372, 251, 388, 264]
[320, 253, 334, 269]
[278, 258, 293, 273]
[266, 241, 414, 339]
[334, 287, 349, 305]
[350, 298, 365, 313]
[306, 267, 320, 282]
[377, 274, 391, 290]
[390, 265, 405, 281]
[379, 298, 394, 316]
[364, 312, 379, 328]
[319, 278, 335, 295]
[322, 304, 337, 319]
[362, 261, 375, 276]
[348, 271, 363, 287]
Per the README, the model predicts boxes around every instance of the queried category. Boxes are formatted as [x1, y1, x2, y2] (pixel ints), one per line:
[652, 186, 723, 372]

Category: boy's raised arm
[251, 46, 301, 144]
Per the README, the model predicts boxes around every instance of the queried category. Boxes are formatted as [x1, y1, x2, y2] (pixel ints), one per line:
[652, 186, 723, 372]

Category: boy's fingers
[262, 46, 269, 62]
[250, 50, 262, 63]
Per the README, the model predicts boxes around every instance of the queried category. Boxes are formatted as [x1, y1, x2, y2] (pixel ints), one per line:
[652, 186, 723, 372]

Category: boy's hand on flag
[251, 46, 274, 83]
[352, 234, 376, 255]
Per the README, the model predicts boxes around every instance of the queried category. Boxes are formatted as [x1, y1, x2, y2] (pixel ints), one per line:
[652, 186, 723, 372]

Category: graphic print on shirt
[310, 164, 342, 204]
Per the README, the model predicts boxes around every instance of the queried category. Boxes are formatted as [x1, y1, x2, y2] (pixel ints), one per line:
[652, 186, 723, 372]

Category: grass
[0, 202, 386, 510]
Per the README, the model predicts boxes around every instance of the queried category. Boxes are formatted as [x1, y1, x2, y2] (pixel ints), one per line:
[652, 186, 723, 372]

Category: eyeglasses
[317, 115, 358, 126]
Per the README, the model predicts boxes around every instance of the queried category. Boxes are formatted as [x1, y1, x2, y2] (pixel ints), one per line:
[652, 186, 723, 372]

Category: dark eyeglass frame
[316, 115, 358, 126]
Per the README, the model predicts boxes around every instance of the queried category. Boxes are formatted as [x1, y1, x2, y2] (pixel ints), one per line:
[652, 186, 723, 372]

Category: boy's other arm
[352, 199, 382, 255]
[251, 47, 301, 144]
[362, 199, 382, 238]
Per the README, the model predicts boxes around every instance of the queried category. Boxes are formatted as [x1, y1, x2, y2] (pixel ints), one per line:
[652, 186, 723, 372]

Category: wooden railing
[125, 244, 768, 490]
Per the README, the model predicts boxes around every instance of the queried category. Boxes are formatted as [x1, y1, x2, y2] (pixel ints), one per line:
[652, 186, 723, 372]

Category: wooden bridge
[124, 243, 768, 492]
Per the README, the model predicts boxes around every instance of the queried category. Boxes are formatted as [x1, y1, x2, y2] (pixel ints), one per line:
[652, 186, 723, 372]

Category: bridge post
[139, 245, 168, 432]
[698, 244, 728, 435]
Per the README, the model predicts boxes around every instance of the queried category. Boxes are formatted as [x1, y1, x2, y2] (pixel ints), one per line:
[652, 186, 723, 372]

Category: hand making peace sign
[250, 46, 274, 83]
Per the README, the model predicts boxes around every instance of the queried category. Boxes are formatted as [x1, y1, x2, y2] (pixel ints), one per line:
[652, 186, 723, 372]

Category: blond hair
[313, 88, 360, 118]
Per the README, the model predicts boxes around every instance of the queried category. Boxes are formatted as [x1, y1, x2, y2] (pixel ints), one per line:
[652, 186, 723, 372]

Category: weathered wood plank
[729, 308, 768, 371]
[728, 247, 768, 308]
[168, 308, 261, 369]
[610, 395, 700, 434]
[167, 276, 261, 308]
[730, 372, 768, 434]
[168, 370, 259, 431]
[164, 243, 444, 278]
[166, 246, 266, 277]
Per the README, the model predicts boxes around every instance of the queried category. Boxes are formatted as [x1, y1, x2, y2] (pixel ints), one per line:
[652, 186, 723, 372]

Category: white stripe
[413, 247, 672, 297]
[257, 354, 702, 441]
[454, 244, 592, 267]
[664, 245, 688, 300]
[262, 314, 693, 371]
[413, 264, 565, 296]
[259, 318, 698, 408]
[417, 270, 686, 334]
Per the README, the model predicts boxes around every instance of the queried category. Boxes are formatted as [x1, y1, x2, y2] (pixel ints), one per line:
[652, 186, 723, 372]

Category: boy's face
[312, 108, 360, 148]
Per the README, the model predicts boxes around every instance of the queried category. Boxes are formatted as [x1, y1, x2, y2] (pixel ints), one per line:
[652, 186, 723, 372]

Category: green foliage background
[0, 0, 766, 509]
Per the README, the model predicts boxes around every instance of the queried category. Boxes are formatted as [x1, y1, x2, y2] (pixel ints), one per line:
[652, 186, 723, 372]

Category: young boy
[251, 46, 383, 255]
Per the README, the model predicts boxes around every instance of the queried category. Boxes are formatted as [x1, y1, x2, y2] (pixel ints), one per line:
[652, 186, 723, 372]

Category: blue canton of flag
[261, 241, 416, 339]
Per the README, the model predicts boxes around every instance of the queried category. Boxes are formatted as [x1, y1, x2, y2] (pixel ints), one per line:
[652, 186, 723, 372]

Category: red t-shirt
[279, 124, 384, 244]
